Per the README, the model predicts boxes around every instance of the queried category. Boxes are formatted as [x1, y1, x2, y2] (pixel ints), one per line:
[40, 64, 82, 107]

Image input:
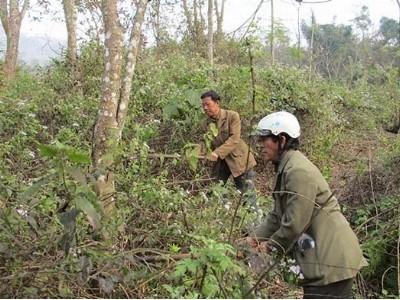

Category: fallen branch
[135, 253, 194, 263]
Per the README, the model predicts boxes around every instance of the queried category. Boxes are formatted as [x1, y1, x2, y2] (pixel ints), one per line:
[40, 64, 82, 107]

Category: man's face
[201, 97, 220, 118]
[258, 136, 279, 162]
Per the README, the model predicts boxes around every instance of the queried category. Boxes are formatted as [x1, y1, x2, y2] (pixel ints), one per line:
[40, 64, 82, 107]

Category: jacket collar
[218, 109, 228, 128]
[208, 109, 227, 127]
[276, 149, 296, 175]
[272, 150, 295, 194]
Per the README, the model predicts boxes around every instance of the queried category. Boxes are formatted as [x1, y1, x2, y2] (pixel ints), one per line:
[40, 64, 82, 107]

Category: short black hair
[201, 90, 220, 102]
[269, 133, 300, 150]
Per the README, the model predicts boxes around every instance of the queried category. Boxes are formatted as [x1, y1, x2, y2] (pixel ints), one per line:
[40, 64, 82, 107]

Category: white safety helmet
[254, 111, 301, 138]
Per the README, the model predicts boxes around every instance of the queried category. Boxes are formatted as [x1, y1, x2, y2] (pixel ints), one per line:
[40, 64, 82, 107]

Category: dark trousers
[303, 278, 354, 299]
[213, 159, 257, 211]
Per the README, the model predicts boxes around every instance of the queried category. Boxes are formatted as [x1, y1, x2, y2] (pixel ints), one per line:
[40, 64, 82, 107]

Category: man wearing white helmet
[248, 111, 367, 298]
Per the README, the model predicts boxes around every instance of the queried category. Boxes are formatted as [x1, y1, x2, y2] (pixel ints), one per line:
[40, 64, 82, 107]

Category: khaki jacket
[203, 109, 256, 177]
[254, 150, 367, 286]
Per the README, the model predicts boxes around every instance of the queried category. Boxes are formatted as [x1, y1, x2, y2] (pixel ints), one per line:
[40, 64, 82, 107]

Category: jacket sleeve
[214, 112, 241, 159]
[269, 167, 317, 252]
[253, 208, 280, 240]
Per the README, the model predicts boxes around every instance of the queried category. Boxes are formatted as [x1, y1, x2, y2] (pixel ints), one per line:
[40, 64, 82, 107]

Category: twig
[135, 253, 193, 263]
[148, 153, 181, 159]
[165, 177, 215, 186]
[354, 208, 391, 234]
[119, 283, 131, 298]
[381, 266, 396, 295]
[244, 258, 280, 297]
[198, 265, 208, 297]
[228, 194, 243, 243]
[211, 267, 228, 298]
[228, 0, 265, 39]
[180, 202, 190, 232]
[368, 150, 379, 229]
[397, 211, 400, 297]
[247, 38, 256, 114]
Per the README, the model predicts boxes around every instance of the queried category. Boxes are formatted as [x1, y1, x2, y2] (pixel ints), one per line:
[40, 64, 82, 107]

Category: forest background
[0, 0, 399, 298]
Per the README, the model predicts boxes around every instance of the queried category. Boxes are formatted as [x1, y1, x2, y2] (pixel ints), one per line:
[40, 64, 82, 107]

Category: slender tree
[0, 0, 29, 79]
[62, 0, 77, 65]
[270, 0, 274, 65]
[92, 0, 149, 214]
[207, 0, 213, 67]
[182, 0, 194, 37]
[214, 0, 225, 44]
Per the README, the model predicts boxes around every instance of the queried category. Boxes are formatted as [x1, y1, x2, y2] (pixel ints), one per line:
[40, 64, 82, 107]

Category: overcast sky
[1, 0, 398, 63]
[227, 0, 399, 39]
[20, 0, 399, 39]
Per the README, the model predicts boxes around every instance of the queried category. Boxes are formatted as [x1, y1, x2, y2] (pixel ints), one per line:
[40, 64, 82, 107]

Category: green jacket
[254, 150, 367, 286]
[203, 109, 256, 177]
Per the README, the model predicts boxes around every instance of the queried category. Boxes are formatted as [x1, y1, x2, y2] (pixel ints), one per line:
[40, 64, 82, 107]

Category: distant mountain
[0, 29, 65, 66]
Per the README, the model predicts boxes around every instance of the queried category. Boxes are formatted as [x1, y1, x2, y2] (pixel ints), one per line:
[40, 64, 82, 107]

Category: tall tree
[302, 22, 357, 80]
[379, 17, 400, 46]
[352, 5, 371, 41]
[214, 0, 225, 44]
[92, 0, 148, 214]
[207, 0, 213, 66]
[182, 0, 206, 54]
[270, 0, 274, 65]
[62, 0, 77, 65]
[0, 0, 29, 79]
[182, 0, 194, 37]
[150, 0, 162, 46]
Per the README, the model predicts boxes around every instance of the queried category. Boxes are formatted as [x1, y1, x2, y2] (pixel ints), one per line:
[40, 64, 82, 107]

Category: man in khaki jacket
[200, 90, 257, 209]
[247, 111, 367, 298]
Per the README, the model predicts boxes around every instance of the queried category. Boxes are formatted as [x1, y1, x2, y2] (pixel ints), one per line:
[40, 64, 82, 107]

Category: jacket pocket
[231, 147, 243, 157]
[295, 247, 323, 283]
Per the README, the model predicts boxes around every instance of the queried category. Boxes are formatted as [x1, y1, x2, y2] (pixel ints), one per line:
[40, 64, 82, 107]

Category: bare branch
[0, 0, 9, 34]
[20, 0, 29, 19]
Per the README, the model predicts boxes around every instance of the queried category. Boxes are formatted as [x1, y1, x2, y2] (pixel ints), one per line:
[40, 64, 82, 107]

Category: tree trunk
[207, 0, 213, 67]
[117, 0, 148, 132]
[4, 26, 19, 78]
[182, 0, 194, 38]
[214, 0, 225, 46]
[151, 0, 161, 46]
[0, 0, 29, 80]
[92, 0, 124, 213]
[193, 0, 200, 41]
[92, 0, 148, 214]
[308, 11, 315, 80]
[270, 0, 274, 65]
[62, 0, 77, 65]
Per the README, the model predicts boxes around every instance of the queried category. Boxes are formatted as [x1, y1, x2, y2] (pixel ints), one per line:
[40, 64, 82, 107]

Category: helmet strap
[278, 134, 286, 156]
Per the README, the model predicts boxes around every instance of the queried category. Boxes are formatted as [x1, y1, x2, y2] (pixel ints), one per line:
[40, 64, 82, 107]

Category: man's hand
[207, 152, 219, 161]
[244, 237, 273, 253]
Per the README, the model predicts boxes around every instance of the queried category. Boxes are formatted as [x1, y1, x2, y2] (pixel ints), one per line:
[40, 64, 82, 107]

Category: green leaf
[185, 260, 200, 273]
[75, 197, 101, 230]
[184, 143, 201, 172]
[174, 260, 189, 278]
[209, 122, 218, 137]
[66, 149, 91, 164]
[169, 243, 181, 253]
[163, 101, 180, 119]
[38, 144, 59, 158]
